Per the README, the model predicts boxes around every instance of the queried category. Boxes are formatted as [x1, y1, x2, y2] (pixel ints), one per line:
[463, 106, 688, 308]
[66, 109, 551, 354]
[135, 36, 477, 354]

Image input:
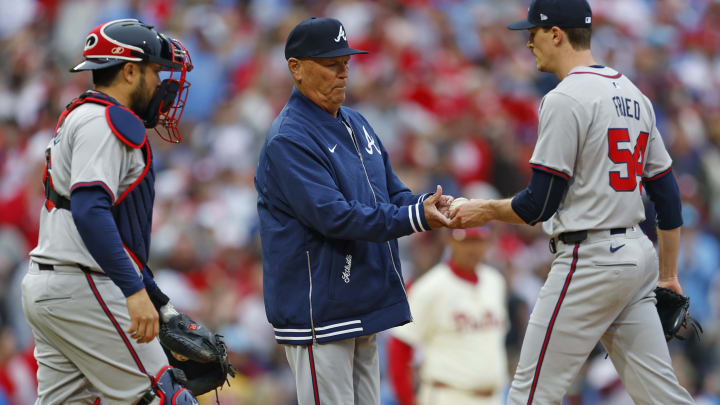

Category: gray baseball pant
[22, 261, 168, 404]
[507, 227, 694, 404]
[284, 334, 380, 405]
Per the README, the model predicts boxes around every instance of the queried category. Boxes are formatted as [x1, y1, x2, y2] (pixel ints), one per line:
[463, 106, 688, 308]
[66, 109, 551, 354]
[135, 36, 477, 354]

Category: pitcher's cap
[507, 0, 592, 30]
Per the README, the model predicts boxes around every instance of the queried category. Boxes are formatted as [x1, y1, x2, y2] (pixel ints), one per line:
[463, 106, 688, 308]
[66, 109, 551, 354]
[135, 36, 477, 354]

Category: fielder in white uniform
[388, 228, 508, 405]
[22, 19, 196, 405]
[450, 0, 694, 404]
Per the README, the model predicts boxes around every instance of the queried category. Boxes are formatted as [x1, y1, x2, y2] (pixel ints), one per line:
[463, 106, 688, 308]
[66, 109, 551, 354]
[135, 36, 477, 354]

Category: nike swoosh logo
[609, 244, 625, 253]
[329, 144, 337, 153]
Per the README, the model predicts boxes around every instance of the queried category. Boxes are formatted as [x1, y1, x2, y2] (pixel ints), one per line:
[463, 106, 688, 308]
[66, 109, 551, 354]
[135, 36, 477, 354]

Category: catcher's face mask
[71, 19, 194, 143]
[141, 37, 193, 143]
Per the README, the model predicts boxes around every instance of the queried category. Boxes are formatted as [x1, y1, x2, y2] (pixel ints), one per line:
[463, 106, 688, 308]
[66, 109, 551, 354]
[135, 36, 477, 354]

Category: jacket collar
[288, 87, 347, 125]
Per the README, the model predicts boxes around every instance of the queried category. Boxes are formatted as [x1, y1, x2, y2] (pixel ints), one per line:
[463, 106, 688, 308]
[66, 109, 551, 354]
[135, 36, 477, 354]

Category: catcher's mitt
[654, 287, 703, 342]
[159, 313, 235, 396]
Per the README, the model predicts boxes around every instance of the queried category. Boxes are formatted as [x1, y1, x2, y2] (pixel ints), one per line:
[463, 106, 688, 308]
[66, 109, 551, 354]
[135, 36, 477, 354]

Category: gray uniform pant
[22, 261, 168, 405]
[284, 334, 380, 405]
[507, 227, 694, 405]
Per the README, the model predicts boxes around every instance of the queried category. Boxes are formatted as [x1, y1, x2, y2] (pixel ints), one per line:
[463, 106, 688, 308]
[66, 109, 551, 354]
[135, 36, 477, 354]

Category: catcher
[21, 18, 232, 405]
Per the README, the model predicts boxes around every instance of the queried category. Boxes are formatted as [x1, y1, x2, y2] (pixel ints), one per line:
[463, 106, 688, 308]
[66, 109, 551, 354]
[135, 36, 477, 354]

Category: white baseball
[450, 197, 469, 212]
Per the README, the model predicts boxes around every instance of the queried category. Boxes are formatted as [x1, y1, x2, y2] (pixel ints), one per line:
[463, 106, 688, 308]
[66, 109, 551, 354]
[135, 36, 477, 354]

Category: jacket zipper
[306, 250, 317, 343]
[343, 121, 409, 302]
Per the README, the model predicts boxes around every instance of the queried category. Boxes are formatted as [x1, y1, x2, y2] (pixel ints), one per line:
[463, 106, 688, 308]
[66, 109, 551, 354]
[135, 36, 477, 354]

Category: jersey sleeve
[529, 92, 584, 178]
[641, 105, 673, 178]
[69, 116, 133, 202]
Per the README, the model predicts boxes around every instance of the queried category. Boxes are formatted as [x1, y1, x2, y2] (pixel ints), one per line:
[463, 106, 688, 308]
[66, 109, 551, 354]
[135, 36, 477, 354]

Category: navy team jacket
[255, 88, 431, 345]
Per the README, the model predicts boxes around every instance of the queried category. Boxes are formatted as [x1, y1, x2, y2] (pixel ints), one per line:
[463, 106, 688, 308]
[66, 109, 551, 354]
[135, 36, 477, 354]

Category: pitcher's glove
[159, 311, 235, 396]
[654, 287, 703, 342]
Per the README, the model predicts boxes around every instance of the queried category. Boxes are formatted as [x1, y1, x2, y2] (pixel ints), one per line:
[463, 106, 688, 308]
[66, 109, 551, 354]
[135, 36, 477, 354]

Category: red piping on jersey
[643, 167, 672, 182]
[83, 271, 153, 385]
[308, 344, 321, 405]
[116, 142, 151, 204]
[529, 164, 570, 180]
[527, 242, 580, 405]
[104, 106, 145, 149]
[123, 243, 144, 270]
[70, 181, 116, 203]
[567, 71, 622, 79]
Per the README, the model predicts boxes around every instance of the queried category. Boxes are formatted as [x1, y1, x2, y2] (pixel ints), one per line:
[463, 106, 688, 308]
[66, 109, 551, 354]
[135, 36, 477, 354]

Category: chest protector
[45, 91, 155, 268]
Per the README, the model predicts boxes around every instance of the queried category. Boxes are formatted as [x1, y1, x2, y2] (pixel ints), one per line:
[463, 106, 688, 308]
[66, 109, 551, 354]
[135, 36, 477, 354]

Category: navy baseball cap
[284, 17, 368, 60]
[507, 0, 592, 30]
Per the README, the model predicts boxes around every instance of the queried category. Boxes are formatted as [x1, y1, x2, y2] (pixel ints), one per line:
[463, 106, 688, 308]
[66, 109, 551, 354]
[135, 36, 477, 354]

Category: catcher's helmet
[71, 19, 193, 143]
[71, 19, 183, 72]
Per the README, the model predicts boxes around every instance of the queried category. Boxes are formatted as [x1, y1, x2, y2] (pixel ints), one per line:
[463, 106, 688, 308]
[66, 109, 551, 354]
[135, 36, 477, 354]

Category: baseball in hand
[450, 197, 469, 213]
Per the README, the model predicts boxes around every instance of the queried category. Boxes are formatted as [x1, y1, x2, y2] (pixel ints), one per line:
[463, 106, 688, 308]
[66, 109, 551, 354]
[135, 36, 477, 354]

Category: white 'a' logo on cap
[334, 26, 347, 42]
[540, 13, 548, 21]
[585, 17, 592, 23]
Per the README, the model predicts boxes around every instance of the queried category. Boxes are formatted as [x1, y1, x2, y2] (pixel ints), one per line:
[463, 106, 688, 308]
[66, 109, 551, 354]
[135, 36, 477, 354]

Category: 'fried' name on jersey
[612, 96, 640, 120]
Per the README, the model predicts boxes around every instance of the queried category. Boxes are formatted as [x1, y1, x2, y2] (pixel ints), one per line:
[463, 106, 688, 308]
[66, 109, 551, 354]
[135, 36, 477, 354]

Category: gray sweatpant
[507, 227, 694, 404]
[22, 262, 168, 405]
[284, 334, 380, 405]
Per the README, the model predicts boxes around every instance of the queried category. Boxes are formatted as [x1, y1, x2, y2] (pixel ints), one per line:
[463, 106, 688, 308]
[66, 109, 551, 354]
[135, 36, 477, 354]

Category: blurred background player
[388, 227, 508, 405]
[21, 19, 196, 404]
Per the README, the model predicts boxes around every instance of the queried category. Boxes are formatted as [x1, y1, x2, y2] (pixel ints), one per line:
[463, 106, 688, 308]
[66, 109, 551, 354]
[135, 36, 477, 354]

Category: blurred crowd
[1, 0, 719, 404]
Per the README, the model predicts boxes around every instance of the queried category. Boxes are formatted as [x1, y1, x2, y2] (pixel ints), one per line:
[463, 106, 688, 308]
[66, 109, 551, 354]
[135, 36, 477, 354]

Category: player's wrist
[146, 283, 171, 310]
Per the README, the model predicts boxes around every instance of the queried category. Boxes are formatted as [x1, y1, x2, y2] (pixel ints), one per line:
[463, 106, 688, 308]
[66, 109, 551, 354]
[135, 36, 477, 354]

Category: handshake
[423, 185, 492, 230]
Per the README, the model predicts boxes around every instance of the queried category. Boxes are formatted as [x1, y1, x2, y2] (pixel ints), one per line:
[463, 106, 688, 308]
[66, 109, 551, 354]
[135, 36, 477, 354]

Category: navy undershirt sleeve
[71, 186, 145, 297]
[643, 169, 683, 230]
[511, 168, 568, 225]
[141, 267, 169, 309]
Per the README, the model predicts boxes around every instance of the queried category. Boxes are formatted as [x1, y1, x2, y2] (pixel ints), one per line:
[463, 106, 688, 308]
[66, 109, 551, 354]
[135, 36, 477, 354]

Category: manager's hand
[423, 185, 451, 229]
